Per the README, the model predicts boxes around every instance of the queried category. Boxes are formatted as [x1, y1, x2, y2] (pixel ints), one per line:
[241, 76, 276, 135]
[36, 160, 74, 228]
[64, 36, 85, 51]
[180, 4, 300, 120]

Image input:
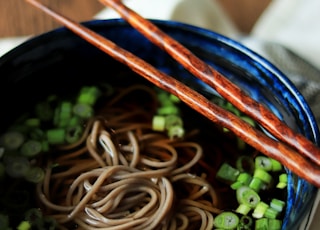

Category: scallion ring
[214, 211, 239, 229]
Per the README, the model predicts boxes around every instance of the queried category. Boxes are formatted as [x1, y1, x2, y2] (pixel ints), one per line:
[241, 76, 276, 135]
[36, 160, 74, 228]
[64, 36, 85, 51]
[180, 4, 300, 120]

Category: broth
[0, 76, 287, 229]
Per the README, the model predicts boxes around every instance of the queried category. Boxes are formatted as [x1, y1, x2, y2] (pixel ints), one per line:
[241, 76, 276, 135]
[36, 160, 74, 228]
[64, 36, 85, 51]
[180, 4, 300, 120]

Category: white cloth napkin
[94, 0, 240, 38]
[250, 0, 320, 68]
[95, 0, 320, 69]
[0, 36, 30, 57]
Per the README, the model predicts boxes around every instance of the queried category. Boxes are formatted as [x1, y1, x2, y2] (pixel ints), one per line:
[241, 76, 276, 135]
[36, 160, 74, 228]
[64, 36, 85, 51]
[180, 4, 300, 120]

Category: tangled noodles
[0, 81, 287, 229]
[36, 84, 224, 230]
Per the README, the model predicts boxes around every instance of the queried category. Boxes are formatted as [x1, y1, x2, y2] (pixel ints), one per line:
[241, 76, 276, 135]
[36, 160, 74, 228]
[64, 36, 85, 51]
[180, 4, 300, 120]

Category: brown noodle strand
[90, 177, 156, 208]
[171, 173, 219, 207]
[36, 183, 74, 212]
[57, 118, 95, 151]
[55, 145, 88, 161]
[171, 142, 203, 175]
[106, 84, 158, 108]
[36, 84, 225, 229]
[43, 162, 52, 200]
[105, 110, 151, 126]
[141, 142, 178, 168]
[126, 131, 140, 167]
[180, 199, 221, 214]
[74, 216, 149, 230]
[51, 159, 100, 179]
[99, 130, 119, 165]
[173, 213, 189, 230]
[86, 135, 107, 167]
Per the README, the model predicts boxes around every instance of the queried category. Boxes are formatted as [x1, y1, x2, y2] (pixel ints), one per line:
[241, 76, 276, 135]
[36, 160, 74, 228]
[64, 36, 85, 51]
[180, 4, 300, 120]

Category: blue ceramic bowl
[0, 19, 319, 229]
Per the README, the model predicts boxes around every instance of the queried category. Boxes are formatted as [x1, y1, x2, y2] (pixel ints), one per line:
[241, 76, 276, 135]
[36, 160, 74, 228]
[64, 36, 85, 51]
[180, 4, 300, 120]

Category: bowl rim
[1, 18, 319, 145]
[0, 18, 319, 229]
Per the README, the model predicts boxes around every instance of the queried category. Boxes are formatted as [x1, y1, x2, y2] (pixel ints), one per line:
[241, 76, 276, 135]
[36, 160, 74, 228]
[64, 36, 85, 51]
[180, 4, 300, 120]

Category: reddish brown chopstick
[25, 0, 320, 187]
[99, 0, 320, 167]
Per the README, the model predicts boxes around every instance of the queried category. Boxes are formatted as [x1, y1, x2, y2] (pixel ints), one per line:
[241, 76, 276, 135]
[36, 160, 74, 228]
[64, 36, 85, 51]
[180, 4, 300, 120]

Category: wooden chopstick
[25, 0, 320, 187]
[99, 0, 320, 168]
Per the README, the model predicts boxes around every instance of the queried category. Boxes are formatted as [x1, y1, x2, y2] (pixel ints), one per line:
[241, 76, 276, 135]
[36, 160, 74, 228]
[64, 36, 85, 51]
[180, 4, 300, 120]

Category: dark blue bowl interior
[0, 19, 319, 229]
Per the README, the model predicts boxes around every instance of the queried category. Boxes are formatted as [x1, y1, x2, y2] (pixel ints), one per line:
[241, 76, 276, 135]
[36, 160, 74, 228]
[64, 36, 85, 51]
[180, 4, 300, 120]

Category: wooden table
[0, 0, 270, 37]
[0, 0, 104, 37]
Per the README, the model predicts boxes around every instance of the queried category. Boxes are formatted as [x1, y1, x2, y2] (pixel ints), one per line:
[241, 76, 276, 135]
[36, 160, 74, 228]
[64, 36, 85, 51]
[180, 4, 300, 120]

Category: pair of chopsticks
[25, 0, 320, 187]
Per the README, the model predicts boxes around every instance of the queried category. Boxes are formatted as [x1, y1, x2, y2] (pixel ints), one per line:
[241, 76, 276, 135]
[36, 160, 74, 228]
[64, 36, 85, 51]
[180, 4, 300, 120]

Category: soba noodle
[36, 84, 222, 229]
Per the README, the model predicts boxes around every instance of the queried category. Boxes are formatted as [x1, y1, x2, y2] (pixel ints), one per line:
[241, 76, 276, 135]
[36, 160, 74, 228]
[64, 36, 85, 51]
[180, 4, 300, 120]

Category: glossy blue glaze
[0, 19, 318, 229]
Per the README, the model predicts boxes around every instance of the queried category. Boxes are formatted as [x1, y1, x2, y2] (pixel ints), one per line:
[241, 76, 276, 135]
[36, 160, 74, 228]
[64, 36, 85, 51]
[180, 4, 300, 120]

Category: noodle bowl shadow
[0, 19, 319, 229]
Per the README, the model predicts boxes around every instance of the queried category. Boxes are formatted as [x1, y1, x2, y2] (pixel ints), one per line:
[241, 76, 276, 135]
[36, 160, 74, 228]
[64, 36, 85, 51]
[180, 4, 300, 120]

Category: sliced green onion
[216, 162, 240, 184]
[167, 125, 184, 139]
[20, 140, 42, 157]
[237, 172, 252, 185]
[164, 115, 183, 130]
[24, 118, 41, 128]
[252, 201, 269, 219]
[224, 102, 241, 116]
[240, 215, 253, 227]
[270, 198, 285, 212]
[213, 211, 239, 229]
[255, 218, 268, 230]
[157, 92, 171, 106]
[264, 207, 279, 219]
[65, 126, 83, 144]
[157, 106, 179, 115]
[255, 156, 273, 171]
[270, 158, 282, 171]
[249, 177, 264, 192]
[152, 115, 166, 131]
[236, 186, 260, 208]
[253, 168, 272, 184]
[169, 94, 180, 103]
[46, 129, 65, 145]
[4, 155, 30, 178]
[268, 219, 282, 230]
[0, 131, 25, 150]
[68, 116, 82, 127]
[223, 127, 230, 133]
[236, 155, 255, 173]
[25, 166, 45, 183]
[236, 203, 251, 215]
[73, 103, 94, 119]
[276, 173, 288, 189]
[77, 86, 101, 105]
[231, 181, 244, 190]
[241, 116, 256, 127]
[59, 101, 72, 120]
[17, 221, 31, 230]
[54, 101, 73, 128]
